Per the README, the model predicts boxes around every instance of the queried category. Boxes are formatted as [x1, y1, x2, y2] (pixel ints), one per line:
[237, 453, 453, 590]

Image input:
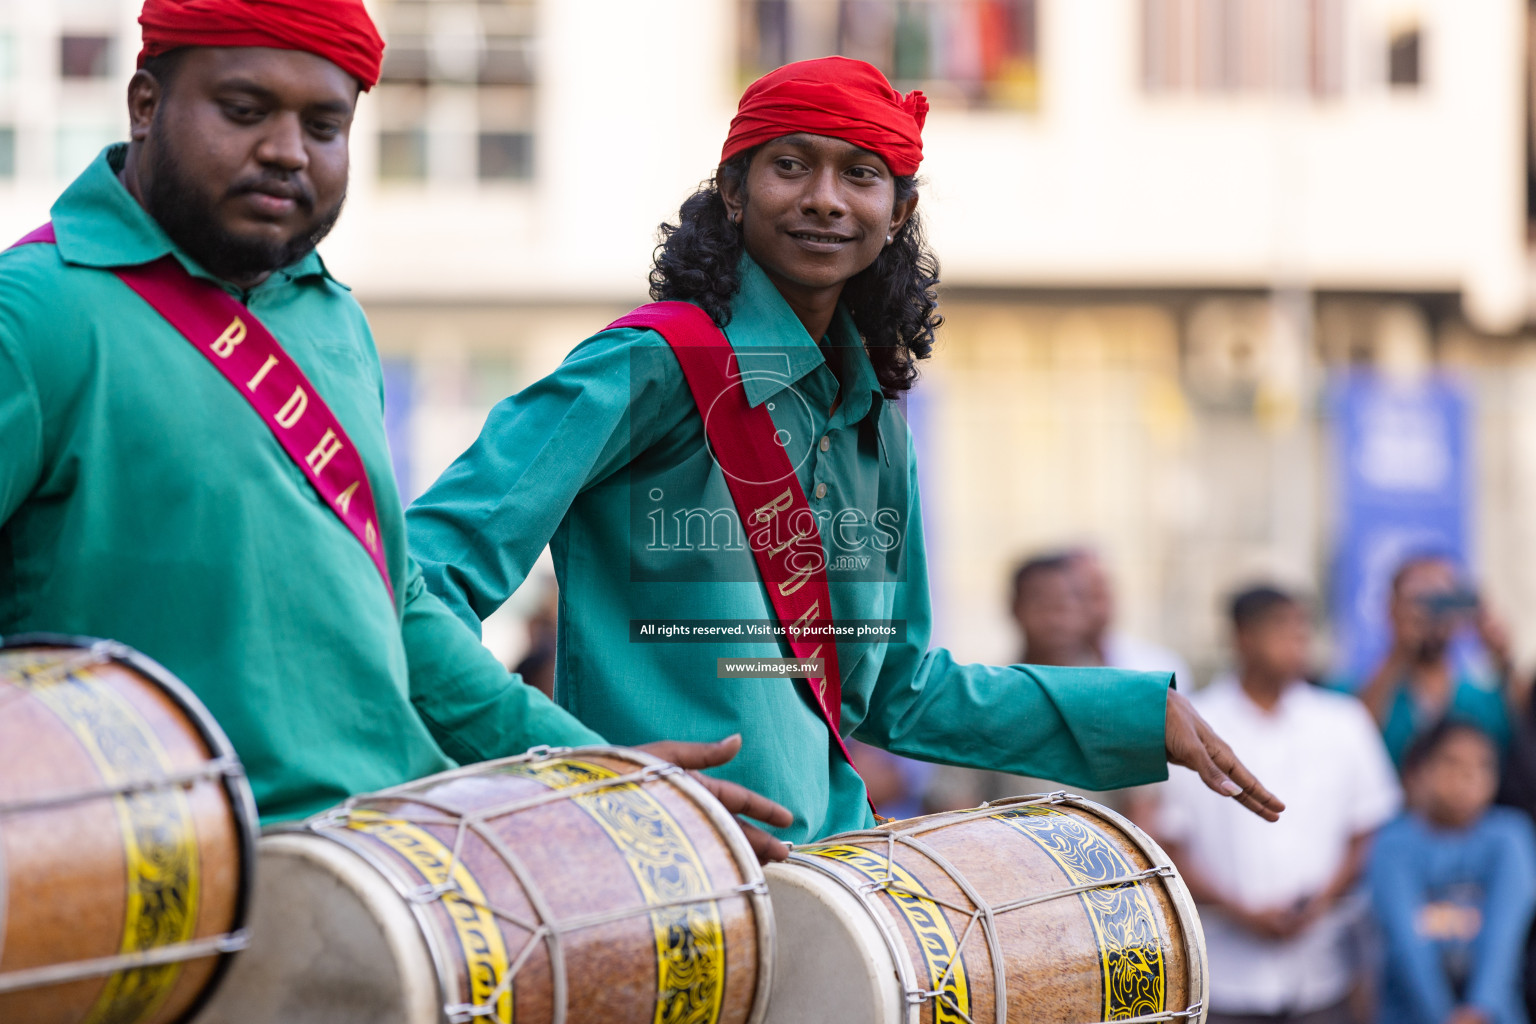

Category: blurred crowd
[853, 550, 1536, 1024]
[510, 546, 1536, 1024]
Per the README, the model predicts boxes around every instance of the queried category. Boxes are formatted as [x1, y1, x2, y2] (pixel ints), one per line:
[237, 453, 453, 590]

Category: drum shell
[0, 638, 255, 1024]
[222, 746, 772, 1024]
[768, 797, 1207, 1024]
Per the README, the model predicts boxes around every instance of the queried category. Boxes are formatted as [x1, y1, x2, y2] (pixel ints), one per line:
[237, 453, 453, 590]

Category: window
[60, 34, 113, 79]
[478, 132, 532, 179]
[477, 86, 533, 181]
[376, 0, 537, 184]
[380, 130, 430, 180]
[57, 124, 115, 179]
[0, 127, 14, 179]
[378, 82, 429, 181]
[1387, 22, 1421, 87]
[1141, 0, 1346, 98]
[739, 0, 1040, 110]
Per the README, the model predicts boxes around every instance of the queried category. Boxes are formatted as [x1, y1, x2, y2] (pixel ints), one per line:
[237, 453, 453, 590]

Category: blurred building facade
[4, 0, 1536, 677]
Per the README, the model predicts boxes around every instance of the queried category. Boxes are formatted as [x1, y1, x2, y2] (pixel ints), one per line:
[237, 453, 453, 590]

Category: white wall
[2, 0, 1527, 329]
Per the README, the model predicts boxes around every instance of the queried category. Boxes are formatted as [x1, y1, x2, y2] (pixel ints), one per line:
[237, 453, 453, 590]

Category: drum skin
[0, 637, 256, 1024]
[766, 796, 1208, 1024]
[209, 746, 772, 1024]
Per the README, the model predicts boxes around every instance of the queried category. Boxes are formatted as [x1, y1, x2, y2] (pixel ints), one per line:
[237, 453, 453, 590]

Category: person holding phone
[1359, 555, 1514, 769]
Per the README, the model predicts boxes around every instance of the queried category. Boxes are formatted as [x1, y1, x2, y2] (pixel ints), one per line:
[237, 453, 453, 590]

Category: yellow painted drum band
[808, 844, 972, 1024]
[990, 807, 1167, 1021]
[501, 759, 727, 1024]
[8, 654, 200, 1024]
[343, 813, 514, 1024]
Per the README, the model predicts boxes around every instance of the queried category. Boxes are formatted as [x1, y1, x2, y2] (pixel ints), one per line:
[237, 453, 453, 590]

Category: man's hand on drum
[1165, 689, 1286, 822]
[638, 734, 793, 863]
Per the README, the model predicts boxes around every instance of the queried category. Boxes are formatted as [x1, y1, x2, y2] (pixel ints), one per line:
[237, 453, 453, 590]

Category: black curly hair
[649, 147, 942, 397]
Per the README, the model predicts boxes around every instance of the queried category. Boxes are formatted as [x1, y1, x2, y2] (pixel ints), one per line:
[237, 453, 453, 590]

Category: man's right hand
[637, 734, 792, 864]
[1165, 690, 1285, 821]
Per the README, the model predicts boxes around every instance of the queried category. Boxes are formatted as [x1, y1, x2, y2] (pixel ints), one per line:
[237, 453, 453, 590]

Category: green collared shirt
[408, 254, 1172, 842]
[0, 146, 601, 822]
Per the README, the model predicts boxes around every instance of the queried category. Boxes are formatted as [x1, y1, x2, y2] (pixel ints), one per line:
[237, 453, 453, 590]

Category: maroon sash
[11, 224, 395, 603]
[608, 302, 863, 776]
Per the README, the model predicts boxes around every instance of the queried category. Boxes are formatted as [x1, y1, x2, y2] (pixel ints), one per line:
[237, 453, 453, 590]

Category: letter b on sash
[211, 317, 247, 358]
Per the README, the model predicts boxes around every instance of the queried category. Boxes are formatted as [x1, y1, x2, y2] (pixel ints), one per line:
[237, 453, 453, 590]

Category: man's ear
[889, 190, 918, 239]
[719, 166, 745, 223]
[126, 69, 164, 142]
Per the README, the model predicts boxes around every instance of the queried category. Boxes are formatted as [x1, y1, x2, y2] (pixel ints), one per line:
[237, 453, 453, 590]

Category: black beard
[141, 139, 345, 284]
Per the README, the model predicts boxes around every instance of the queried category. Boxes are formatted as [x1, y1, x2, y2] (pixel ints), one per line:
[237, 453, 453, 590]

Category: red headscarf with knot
[722, 56, 928, 176]
[137, 0, 386, 91]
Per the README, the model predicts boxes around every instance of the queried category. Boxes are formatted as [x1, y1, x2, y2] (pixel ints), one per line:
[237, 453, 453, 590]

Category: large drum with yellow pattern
[0, 634, 257, 1024]
[195, 745, 773, 1024]
[764, 794, 1207, 1024]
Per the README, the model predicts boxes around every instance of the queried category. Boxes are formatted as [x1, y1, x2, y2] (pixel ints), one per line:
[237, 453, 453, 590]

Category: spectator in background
[1369, 720, 1536, 1024]
[510, 579, 559, 701]
[1157, 585, 1400, 1024]
[1012, 552, 1093, 666]
[1068, 547, 1192, 826]
[922, 552, 1096, 811]
[848, 740, 932, 821]
[1359, 556, 1513, 770]
[1069, 547, 1191, 682]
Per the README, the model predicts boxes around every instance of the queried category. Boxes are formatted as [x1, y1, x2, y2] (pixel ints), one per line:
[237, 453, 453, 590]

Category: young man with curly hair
[0, 0, 792, 861]
[407, 57, 1282, 842]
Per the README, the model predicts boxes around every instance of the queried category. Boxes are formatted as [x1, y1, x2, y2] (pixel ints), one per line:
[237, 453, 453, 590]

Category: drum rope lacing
[310, 746, 769, 1024]
[790, 791, 1206, 1024]
[0, 932, 250, 995]
[0, 756, 245, 816]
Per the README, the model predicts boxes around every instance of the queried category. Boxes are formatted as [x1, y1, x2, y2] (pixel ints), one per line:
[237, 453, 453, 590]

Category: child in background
[1370, 720, 1536, 1024]
[1155, 586, 1400, 1024]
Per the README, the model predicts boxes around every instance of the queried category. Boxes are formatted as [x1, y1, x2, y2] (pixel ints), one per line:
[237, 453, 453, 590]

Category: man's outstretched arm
[400, 565, 792, 860]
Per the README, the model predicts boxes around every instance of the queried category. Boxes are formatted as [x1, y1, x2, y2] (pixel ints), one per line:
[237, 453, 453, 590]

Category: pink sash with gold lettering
[607, 301, 860, 775]
[11, 224, 394, 603]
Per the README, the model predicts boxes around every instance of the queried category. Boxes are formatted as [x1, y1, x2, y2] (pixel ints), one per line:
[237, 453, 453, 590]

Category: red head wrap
[137, 0, 386, 91]
[722, 56, 928, 176]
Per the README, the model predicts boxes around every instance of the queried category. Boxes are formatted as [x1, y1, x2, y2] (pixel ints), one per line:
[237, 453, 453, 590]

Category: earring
[885, 234, 893, 245]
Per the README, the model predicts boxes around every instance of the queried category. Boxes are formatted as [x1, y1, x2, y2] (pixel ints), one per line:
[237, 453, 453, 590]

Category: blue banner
[1330, 372, 1470, 683]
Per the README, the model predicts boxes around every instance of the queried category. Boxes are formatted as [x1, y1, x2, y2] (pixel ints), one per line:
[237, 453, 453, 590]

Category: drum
[764, 793, 1207, 1024]
[195, 745, 773, 1024]
[0, 634, 257, 1024]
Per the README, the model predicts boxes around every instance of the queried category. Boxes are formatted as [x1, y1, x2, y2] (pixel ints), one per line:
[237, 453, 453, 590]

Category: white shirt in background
[1104, 631, 1191, 685]
[1155, 676, 1401, 1015]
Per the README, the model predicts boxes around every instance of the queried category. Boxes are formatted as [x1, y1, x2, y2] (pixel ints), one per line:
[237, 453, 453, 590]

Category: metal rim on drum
[0, 632, 261, 1023]
[790, 791, 1206, 1024]
[282, 743, 776, 1024]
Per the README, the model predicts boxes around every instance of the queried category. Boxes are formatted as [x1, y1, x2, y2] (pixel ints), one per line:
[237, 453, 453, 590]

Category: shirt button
[820, 435, 831, 452]
[814, 483, 828, 500]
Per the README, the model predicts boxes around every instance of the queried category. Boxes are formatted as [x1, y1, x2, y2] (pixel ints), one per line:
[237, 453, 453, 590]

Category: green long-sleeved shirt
[407, 253, 1172, 842]
[0, 146, 600, 822]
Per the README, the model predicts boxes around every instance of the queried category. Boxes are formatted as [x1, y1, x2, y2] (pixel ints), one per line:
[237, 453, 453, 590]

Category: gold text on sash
[789, 600, 821, 637]
[752, 487, 793, 525]
[210, 316, 246, 358]
[275, 386, 307, 428]
[246, 354, 278, 392]
[307, 430, 344, 476]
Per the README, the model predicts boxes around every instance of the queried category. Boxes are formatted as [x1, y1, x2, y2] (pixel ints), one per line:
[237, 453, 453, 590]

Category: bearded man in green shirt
[407, 57, 1284, 843]
[0, 0, 791, 860]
